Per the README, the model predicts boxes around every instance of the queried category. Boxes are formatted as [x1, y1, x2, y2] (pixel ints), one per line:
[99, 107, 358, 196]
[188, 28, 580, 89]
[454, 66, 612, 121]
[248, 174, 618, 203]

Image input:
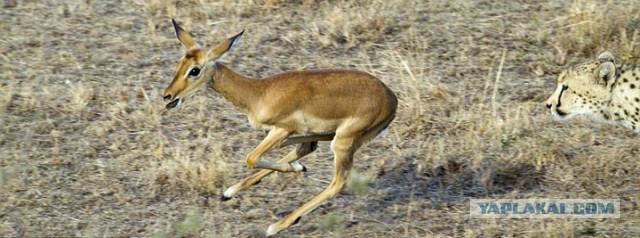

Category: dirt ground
[1, 0, 640, 237]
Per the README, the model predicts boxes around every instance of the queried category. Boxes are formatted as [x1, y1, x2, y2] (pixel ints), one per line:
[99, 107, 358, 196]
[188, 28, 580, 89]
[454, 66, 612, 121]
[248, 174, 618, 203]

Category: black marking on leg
[293, 216, 302, 225]
[220, 195, 232, 201]
[254, 179, 262, 185]
[301, 165, 307, 172]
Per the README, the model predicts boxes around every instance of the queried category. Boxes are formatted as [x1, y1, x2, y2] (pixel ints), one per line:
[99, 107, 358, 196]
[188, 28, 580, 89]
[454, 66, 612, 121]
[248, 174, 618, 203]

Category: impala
[162, 19, 398, 236]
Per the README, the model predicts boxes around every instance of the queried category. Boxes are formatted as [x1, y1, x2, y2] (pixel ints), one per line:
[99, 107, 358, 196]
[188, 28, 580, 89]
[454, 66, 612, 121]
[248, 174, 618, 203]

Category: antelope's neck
[211, 63, 264, 112]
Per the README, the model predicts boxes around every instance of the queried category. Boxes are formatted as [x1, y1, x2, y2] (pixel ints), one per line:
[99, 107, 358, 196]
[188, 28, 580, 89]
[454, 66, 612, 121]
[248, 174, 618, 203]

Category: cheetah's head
[545, 51, 618, 122]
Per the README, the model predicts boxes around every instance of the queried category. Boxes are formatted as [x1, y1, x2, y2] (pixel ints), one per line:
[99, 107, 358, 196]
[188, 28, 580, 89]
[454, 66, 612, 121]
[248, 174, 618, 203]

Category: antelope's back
[262, 69, 397, 120]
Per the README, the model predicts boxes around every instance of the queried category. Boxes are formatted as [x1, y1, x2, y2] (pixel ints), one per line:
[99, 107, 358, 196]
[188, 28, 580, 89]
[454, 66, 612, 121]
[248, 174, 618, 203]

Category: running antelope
[162, 19, 397, 236]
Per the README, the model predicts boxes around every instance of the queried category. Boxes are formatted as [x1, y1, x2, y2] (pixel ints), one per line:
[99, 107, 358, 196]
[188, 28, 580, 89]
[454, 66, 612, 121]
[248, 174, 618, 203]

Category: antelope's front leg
[221, 142, 318, 201]
[246, 128, 290, 169]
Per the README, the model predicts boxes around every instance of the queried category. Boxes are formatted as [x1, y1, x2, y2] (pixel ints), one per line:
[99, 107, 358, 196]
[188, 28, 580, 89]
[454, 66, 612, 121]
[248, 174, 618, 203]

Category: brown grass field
[2, 0, 640, 237]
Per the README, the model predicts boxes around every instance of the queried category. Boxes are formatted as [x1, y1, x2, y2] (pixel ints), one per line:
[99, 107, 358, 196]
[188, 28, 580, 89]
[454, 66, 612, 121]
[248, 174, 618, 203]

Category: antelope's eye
[189, 68, 201, 76]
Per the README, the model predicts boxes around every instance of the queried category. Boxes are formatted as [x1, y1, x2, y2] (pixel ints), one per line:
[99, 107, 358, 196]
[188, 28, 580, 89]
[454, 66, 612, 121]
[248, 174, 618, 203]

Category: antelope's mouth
[166, 98, 181, 109]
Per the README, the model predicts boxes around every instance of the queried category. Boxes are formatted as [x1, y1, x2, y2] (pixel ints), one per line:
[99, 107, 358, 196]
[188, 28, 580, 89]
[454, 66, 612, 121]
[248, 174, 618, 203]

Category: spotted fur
[546, 51, 640, 132]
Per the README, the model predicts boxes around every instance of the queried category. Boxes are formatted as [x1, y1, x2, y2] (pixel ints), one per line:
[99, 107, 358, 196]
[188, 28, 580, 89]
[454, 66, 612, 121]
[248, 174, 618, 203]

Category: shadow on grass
[365, 156, 546, 216]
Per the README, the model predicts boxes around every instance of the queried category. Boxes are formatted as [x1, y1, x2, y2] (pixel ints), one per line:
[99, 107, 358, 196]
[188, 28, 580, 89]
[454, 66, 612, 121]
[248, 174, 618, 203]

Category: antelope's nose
[546, 103, 552, 109]
[163, 94, 172, 101]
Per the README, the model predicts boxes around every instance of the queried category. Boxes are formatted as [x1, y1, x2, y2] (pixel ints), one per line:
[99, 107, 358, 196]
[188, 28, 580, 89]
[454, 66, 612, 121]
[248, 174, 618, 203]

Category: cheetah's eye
[562, 85, 568, 91]
[189, 68, 201, 76]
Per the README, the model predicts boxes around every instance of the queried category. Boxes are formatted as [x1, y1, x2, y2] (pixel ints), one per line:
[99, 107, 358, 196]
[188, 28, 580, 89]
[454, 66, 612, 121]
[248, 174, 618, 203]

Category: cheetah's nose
[546, 103, 552, 109]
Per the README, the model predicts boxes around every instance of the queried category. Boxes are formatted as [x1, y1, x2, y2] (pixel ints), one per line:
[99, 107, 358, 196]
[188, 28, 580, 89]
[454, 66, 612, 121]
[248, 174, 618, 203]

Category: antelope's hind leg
[221, 142, 318, 201]
[265, 136, 358, 236]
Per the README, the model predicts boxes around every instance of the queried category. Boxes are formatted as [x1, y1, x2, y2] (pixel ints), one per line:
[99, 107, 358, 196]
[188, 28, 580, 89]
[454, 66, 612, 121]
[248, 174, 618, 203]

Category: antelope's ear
[596, 51, 615, 63]
[172, 19, 196, 50]
[207, 30, 244, 62]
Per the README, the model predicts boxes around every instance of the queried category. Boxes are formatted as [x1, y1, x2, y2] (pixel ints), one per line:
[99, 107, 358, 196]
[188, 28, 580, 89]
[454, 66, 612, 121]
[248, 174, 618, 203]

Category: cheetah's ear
[596, 51, 616, 86]
[596, 51, 615, 63]
[597, 60, 617, 86]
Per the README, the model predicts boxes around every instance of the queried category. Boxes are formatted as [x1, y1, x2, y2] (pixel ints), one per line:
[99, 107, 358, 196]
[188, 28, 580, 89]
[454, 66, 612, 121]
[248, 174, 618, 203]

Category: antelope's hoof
[290, 161, 306, 172]
[265, 216, 301, 236]
[220, 195, 232, 201]
[265, 223, 282, 237]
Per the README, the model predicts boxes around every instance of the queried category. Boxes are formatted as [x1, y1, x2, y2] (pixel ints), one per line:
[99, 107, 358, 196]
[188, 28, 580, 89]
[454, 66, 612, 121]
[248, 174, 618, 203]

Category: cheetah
[545, 51, 640, 132]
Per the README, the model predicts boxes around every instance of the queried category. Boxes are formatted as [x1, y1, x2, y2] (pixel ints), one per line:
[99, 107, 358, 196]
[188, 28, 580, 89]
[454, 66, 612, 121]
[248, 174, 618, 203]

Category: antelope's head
[162, 19, 243, 109]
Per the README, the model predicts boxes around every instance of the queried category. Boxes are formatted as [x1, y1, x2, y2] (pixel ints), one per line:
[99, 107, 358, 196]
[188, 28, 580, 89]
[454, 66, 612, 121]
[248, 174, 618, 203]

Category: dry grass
[2, 0, 640, 237]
